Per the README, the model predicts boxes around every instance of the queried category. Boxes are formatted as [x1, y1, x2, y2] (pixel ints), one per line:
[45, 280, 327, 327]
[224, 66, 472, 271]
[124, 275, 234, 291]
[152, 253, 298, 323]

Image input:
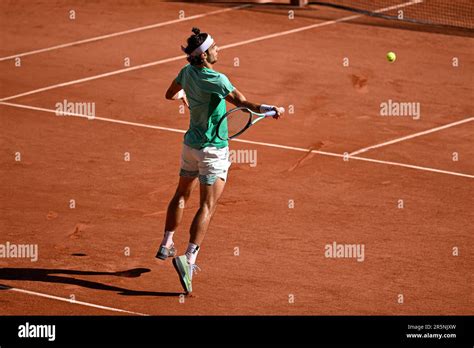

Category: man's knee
[172, 193, 190, 210]
[200, 200, 219, 216]
[176, 189, 192, 201]
[175, 183, 196, 202]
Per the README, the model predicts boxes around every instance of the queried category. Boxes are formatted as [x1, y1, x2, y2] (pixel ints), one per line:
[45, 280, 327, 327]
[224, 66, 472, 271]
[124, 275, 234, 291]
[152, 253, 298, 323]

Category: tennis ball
[387, 52, 396, 62]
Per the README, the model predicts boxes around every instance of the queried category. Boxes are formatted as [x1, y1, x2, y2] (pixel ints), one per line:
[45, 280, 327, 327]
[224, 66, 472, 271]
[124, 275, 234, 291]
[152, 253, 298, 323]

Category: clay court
[0, 0, 472, 316]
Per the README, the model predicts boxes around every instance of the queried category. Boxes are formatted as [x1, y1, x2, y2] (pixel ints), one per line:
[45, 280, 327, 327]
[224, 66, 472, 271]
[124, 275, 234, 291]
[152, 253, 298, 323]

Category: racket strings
[218, 109, 251, 140]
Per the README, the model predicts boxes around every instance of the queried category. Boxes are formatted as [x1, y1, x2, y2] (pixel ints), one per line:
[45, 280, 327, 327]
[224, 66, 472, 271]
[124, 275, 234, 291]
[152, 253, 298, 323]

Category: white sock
[185, 243, 200, 265]
[161, 231, 175, 248]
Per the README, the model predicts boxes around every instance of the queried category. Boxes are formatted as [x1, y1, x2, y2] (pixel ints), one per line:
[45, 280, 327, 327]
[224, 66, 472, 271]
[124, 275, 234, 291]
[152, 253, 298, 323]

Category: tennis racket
[216, 107, 280, 141]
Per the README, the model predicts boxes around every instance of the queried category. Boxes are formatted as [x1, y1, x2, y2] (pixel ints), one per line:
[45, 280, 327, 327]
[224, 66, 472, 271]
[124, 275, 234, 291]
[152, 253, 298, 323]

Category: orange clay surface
[0, 1, 472, 315]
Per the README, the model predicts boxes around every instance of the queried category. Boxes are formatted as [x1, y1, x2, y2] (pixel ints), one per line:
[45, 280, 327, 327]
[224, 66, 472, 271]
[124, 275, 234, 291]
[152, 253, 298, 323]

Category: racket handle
[264, 110, 276, 117]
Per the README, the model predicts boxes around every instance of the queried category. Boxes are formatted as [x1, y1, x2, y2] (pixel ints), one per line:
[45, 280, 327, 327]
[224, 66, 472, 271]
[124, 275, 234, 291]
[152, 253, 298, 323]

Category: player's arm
[165, 79, 189, 107]
[225, 88, 283, 118]
[165, 79, 182, 100]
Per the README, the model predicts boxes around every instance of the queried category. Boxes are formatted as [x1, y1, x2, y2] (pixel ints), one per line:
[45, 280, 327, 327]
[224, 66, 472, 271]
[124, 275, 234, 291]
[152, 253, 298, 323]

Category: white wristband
[260, 104, 274, 113]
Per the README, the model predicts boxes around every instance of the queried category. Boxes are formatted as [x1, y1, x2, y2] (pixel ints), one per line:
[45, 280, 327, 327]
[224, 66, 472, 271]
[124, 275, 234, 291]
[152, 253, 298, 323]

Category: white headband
[183, 35, 214, 57]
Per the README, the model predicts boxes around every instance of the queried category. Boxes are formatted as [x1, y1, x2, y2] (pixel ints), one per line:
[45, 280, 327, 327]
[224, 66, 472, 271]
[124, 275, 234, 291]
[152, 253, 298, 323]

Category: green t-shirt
[175, 64, 235, 149]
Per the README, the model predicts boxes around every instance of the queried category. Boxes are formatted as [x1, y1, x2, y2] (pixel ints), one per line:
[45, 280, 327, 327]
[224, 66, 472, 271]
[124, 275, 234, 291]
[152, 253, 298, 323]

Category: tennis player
[156, 27, 284, 294]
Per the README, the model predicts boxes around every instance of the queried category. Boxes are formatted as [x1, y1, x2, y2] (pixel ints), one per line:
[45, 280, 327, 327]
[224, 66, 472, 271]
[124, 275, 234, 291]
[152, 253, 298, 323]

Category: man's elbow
[235, 95, 247, 107]
[235, 98, 247, 108]
[226, 95, 245, 107]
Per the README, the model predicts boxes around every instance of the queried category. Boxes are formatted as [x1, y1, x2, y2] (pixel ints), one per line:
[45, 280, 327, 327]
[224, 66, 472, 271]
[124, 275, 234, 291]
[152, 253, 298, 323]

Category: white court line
[0, 285, 149, 316]
[0, 4, 251, 61]
[0, 0, 422, 102]
[346, 155, 474, 179]
[233, 137, 345, 159]
[220, 0, 423, 50]
[0, 101, 187, 134]
[350, 117, 474, 156]
[0, 55, 186, 102]
[1, 101, 472, 179]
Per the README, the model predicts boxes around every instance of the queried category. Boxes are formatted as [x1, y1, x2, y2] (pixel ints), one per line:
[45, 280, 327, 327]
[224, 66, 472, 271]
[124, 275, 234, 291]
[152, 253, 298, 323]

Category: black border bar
[0, 315, 472, 346]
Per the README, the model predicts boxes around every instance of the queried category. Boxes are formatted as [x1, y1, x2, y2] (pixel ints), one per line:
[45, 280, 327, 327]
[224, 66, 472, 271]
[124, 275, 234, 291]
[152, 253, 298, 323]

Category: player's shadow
[0, 267, 182, 297]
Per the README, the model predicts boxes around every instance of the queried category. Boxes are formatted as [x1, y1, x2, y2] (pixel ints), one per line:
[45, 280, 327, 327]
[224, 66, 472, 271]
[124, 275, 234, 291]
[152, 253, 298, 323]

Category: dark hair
[182, 27, 209, 65]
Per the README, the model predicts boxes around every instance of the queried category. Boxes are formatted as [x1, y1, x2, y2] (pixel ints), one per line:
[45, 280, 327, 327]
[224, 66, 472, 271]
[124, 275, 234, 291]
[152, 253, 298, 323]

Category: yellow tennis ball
[387, 52, 396, 62]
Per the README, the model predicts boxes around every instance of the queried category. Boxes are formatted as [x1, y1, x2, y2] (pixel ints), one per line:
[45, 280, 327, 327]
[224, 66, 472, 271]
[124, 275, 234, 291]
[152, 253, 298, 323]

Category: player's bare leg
[172, 178, 226, 293]
[165, 176, 198, 232]
[156, 176, 197, 260]
[189, 178, 226, 246]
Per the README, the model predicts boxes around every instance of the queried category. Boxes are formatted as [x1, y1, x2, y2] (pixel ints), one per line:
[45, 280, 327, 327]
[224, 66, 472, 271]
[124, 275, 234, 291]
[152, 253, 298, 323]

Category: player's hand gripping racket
[216, 107, 283, 140]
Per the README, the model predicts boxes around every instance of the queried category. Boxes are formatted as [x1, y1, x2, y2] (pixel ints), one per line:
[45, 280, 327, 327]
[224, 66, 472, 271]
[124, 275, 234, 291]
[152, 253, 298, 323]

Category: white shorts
[179, 144, 231, 185]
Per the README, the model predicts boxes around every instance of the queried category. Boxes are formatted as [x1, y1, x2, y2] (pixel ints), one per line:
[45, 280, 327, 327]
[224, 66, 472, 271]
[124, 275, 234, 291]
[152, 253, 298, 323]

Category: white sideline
[1, 101, 472, 179]
[0, 101, 187, 134]
[347, 154, 473, 178]
[0, 4, 251, 61]
[0, 0, 422, 102]
[350, 117, 474, 156]
[0, 285, 149, 316]
[221, 0, 423, 50]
